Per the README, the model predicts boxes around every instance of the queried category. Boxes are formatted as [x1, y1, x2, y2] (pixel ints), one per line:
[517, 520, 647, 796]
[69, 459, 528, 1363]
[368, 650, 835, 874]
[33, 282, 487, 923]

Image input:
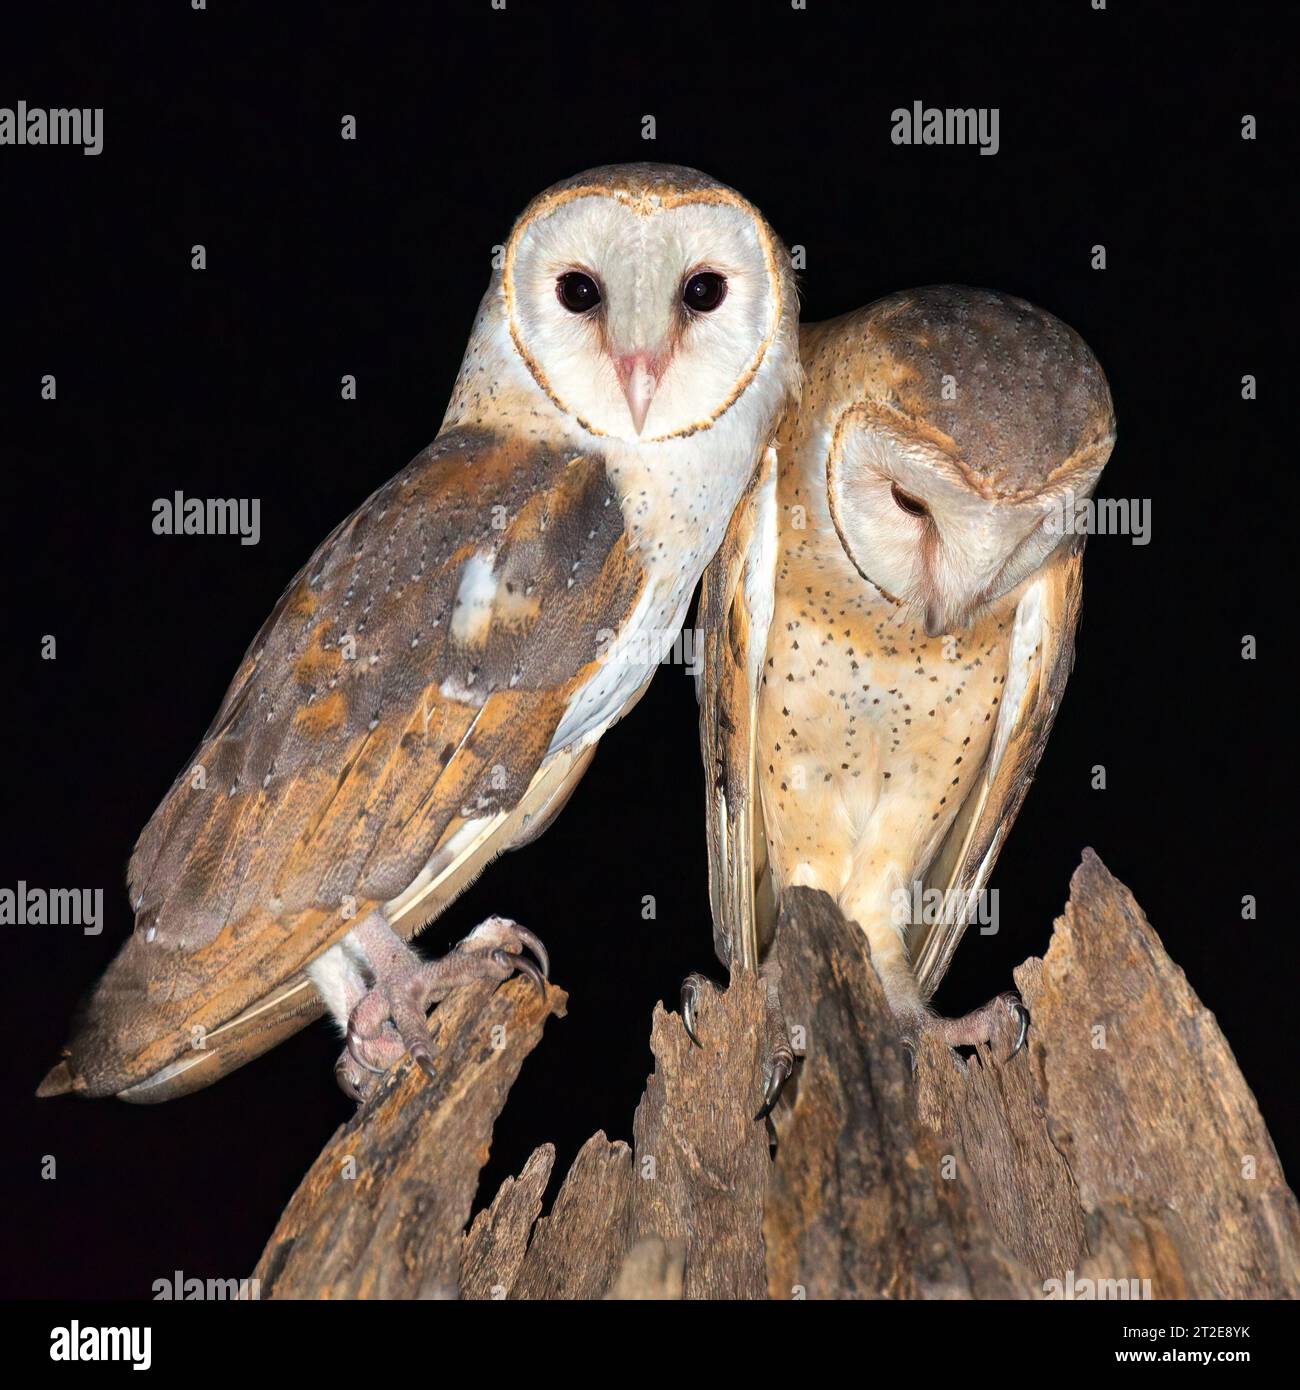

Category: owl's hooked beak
[924, 599, 968, 639]
[614, 351, 668, 436]
[924, 591, 986, 638]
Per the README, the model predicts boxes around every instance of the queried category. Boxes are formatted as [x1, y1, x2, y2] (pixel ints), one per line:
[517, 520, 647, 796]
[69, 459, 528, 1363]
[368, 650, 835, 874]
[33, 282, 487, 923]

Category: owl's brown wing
[911, 540, 1085, 999]
[48, 425, 644, 1099]
[699, 447, 778, 972]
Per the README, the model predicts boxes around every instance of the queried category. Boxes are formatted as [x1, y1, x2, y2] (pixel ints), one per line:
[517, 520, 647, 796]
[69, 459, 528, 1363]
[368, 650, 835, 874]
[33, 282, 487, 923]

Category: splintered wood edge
[252, 975, 566, 1295]
[1009, 848, 1300, 1298]
[460, 1143, 556, 1299]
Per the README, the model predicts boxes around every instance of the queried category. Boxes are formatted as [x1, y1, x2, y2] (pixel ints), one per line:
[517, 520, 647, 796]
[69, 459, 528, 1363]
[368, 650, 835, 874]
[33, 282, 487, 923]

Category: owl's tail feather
[35, 1059, 83, 1097]
[35, 970, 325, 1103]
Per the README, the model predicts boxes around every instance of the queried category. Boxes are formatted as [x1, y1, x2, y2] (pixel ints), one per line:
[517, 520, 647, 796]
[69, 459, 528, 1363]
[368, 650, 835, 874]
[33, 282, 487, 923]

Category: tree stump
[253, 851, 1300, 1299]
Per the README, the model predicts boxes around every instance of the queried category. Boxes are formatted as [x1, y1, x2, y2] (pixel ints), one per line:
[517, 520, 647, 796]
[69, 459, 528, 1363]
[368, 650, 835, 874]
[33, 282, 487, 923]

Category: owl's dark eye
[891, 483, 930, 518]
[556, 271, 601, 313]
[682, 271, 727, 313]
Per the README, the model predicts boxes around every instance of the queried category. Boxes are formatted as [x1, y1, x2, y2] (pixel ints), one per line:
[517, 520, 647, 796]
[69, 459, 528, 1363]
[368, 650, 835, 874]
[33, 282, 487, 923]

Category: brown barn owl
[697, 286, 1114, 1113]
[39, 163, 799, 1104]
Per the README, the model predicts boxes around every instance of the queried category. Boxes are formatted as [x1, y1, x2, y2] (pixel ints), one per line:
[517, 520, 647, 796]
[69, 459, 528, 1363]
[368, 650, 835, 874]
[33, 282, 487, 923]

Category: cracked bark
[255, 851, 1300, 1299]
[252, 974, 565, 1299]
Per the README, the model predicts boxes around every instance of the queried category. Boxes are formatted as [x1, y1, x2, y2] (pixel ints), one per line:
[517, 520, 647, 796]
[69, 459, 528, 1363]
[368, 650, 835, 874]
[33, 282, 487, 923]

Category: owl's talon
[902, 990, 1028, 1066]
[332, 911, 549, 1104]
[493, 947, 547, 1000]
[1010, 1000, 1030, 1057]
[334, 1056, 365, 1103]
[346, 1020, 388, 1074]
[679, 973, 709, 1047]
[456, 917, 549, 985]
[754, 1049, 793, 1121]
[511, 926, 550, 982]
[756, 967, 795, 1120]
[336, 1019, 406, 1101]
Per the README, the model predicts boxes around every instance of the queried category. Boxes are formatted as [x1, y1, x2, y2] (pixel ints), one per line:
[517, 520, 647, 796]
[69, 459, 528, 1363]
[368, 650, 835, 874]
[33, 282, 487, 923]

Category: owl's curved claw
[494, 947, 546, 1000]
[901, 990, 1028, 1067]
[410, 1044, 437, 1081]
[346, 1020, 388, 1074]
[509, 926, 550, 982]
[335, 1018, 406, 1102]
[754, 964, 795, 1121]
[334, 1056, 365, 1103]
[679, 973, 709, 1047]
[754, 1049, 793, 1121]
[1010, 1000, 1030, 1057]
[456, 917, 549, 992]
[677, 967, 794, 1117]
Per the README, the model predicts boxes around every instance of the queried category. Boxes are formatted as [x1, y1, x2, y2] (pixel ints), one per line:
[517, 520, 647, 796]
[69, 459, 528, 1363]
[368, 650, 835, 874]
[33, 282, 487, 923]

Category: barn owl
[39, 163, 799, 1104]
[697, 286, 1114, 1113]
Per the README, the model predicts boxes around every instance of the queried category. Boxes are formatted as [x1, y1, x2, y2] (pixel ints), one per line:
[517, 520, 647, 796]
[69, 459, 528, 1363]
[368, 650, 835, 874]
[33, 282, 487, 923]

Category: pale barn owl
[697, 286, 1114, 1112]
[39, 163, 799, 1104]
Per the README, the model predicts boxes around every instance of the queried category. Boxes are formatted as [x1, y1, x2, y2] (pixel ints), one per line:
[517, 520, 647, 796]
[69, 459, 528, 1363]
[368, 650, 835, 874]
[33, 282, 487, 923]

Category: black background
[1, 1, 1293, 1299]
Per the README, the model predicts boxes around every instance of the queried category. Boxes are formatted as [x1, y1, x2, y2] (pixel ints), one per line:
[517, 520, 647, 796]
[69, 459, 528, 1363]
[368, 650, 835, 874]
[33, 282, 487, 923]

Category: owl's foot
[679, 963, 795, 1121]
[756, 965, 795, 1120]
[902, 990, 1028, 1069]
[679, 972, 710, 1048]
[334, 913, 548, 1103]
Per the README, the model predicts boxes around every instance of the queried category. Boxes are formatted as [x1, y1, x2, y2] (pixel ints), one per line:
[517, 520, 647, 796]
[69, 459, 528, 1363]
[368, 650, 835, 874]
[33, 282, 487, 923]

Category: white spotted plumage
[43, 164, 801, 1103]
[702, 286, 1115, 1052]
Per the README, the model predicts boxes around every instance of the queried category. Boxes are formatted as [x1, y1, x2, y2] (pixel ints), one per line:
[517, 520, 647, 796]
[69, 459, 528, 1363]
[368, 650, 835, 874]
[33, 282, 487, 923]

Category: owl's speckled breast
[757, 520, 1017, 906]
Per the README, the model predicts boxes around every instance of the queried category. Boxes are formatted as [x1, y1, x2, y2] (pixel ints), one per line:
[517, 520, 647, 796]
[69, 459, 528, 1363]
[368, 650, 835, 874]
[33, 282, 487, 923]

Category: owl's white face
[505, 194, 782, 443]
[826, 421, 1091, 637]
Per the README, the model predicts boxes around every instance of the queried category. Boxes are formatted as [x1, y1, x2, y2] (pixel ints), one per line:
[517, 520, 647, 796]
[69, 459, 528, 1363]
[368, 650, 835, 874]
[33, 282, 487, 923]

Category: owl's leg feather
[334, 912, 548, 1102]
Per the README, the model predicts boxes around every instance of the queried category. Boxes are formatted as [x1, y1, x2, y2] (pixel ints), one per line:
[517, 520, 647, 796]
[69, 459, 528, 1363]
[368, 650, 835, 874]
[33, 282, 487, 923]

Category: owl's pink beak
[614, 351, 668, 435]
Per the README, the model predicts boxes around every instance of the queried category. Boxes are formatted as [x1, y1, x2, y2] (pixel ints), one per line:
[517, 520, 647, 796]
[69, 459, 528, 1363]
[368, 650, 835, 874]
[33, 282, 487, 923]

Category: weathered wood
[504, 973, 772, 1299]
[253, 974, 565, 1299]
[626, 980, 771, 1298]
[605, 1236, 686, 1299]
[912, 988, 1085, 1285]
[460, 1143, 555, 1300]
[255, 852, 1299, 1300]
[1010, 850, 1299, 1298]
[766, 852, 1299, 1299]
[764, 886, 1035, 1299]
[508, 1132, 633, 1299]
